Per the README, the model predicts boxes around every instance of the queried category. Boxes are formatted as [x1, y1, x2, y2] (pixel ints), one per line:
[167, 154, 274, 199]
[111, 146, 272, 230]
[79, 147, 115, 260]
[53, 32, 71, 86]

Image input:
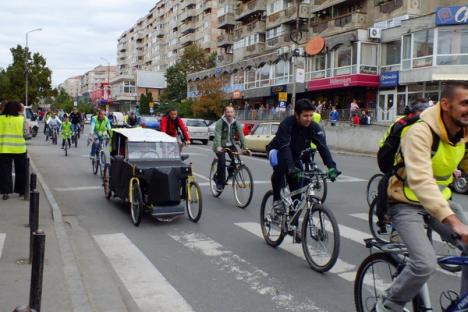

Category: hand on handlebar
[327, 168, 342, 182]
[241, 149, 251, 156]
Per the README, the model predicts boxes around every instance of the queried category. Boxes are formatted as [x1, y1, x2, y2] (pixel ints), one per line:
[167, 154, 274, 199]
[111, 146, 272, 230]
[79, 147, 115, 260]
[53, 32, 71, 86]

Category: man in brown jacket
[377, 81, 468, 312]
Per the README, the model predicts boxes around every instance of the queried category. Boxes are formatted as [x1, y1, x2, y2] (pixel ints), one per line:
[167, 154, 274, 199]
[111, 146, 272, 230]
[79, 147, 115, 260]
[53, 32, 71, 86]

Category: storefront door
[377, 91, 396, 122]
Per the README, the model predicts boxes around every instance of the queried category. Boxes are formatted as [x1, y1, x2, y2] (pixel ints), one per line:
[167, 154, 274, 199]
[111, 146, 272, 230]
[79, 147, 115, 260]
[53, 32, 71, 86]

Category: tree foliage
[139, 90, 153, 115]
[52, 88, 74, 112]
[192, 78, 226, 119]
[0, 45, 52, 106]
[77, 99, 94, 114]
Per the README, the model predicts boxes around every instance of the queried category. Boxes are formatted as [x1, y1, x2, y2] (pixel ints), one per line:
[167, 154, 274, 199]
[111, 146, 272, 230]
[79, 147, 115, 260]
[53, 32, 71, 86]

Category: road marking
[94, 233, 195, 312]
[350, 213, 368, 221]
[198, 180, 270, 186]
[193, 172, 210, 181]
[336, 175, 366, 182]
[182, 152, 208, 157]
[234, 222, 357, 282]
[55, 186, 101, 192]
[169, 231, 324, 312]
[0, 233, 5, 259]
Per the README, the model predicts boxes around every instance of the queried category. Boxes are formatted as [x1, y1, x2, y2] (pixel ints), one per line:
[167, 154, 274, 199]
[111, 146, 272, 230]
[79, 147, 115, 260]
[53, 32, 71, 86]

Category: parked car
[207, 122, 216, 140]
[244, 122, 279, 153]
[24, 106, 39, 138]
[183, 118, 209, 145]
[140, 115, 160, 130]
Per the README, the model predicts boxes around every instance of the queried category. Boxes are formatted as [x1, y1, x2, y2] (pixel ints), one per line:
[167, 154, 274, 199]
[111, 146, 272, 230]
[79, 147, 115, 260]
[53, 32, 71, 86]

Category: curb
[29, 158, 94, 312]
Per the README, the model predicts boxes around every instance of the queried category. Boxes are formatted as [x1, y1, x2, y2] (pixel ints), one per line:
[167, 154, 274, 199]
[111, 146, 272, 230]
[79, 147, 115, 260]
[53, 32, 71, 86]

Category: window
[252, 125, 265, 135]
[413, 29, 433, 68]
[128, 142, 180, 160]
[381, 40, 401, 71]
[334, 45, 352, 76]
[245, 67, 256, 89]
[186, 119, 207, 127]
[233, 70, 244, 85]
[271, 124, 279, 135]
[257, 64, 270, 87]
[437, 29, 468, 65]
[266, 25, 285, 40]
[267, 0, 287, 15]
[274, 60, 289, 85]
[306, 53, 326, 79]
[402, 34, 411, 70]
[360, 43, 378, 74]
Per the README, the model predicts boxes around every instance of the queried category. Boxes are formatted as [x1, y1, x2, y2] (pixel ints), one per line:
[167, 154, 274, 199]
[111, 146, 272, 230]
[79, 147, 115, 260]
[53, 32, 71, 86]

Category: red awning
[307, 74, 379, 91]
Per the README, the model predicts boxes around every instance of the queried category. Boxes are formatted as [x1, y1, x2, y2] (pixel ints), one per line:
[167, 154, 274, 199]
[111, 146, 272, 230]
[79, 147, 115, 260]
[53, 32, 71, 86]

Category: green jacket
[62, 121, 73, 138]
[213, 116, 246, 152]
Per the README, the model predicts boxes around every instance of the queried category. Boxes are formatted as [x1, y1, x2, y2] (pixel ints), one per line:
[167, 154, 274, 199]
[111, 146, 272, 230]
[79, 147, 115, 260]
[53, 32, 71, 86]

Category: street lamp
[100, 57, 111, 105]
[25, 28, 42, 107]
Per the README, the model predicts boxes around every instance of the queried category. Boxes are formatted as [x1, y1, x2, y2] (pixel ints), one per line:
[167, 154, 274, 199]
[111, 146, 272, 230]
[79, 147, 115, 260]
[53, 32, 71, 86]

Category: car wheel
[202, 139, 208, 145]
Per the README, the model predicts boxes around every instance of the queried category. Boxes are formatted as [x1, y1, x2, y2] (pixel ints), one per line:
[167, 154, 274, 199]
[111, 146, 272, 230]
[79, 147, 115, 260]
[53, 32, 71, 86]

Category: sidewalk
[0, 186, 70, 311]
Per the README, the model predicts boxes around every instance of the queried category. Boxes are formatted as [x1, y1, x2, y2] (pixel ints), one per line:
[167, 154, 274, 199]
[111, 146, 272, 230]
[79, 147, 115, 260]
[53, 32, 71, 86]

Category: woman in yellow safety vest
[0, 101, 27, 200]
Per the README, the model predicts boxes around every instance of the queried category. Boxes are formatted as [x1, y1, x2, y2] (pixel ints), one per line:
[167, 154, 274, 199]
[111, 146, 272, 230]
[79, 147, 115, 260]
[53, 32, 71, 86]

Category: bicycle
[90, 134, 108, 177]
[63, 137, 71, 157]
[260, 162, 340, 272]
[71, 123, 80, 148]
[47, 126, 59, 145]
[366, 173, 384, 207]
[354, 237, 467, 312]
[301, 149, 328, 203]
[209, 147, 254, 208]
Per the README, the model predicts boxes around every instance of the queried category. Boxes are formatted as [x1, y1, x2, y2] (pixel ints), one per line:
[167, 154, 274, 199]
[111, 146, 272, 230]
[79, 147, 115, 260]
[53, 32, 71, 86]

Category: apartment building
[188, 0, 468, 122]
[80, 65, 117, 99]
[59, 75, 81, 98]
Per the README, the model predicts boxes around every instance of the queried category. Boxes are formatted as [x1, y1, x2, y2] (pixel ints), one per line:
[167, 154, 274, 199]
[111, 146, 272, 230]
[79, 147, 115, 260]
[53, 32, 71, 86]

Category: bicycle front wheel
[367, 174, 383, 207]
[301, 203, 340, 272]
[93, 154, 99, 175]
[312, 173, 327, 203]
[233, 164, 253, 208]
[99, 151, 106, 177]
[260, 190, 285, 247]
[209, 159, 222, 197]
[186, 181, 202, 223]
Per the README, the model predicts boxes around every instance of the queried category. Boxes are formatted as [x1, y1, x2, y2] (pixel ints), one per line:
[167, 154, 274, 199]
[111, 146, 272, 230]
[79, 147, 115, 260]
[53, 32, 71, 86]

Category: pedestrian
[0, 101, 27, 200]
[352, 113, 360, 126]
[428, 97, 434, 106]
[329, 106, 339, 126]
[350, 98, 359, 120]
[316, 101, 323, 114]
[359, 111, 369, 126]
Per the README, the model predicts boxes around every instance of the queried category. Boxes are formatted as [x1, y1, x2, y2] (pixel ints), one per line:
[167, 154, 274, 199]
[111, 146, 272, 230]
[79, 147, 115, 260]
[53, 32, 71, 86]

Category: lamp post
[25, 28, 42, 107]
[100, 57, 110, 97]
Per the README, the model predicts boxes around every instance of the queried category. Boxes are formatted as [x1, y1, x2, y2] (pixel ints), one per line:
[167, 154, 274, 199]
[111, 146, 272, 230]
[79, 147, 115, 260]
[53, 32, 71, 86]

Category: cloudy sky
[0, 1, 153, 86]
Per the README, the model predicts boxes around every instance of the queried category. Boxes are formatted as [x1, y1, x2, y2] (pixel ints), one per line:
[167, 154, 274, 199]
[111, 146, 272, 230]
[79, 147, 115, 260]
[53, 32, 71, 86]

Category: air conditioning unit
[369, 28, 381, 39]
[277, 46, 290, 56]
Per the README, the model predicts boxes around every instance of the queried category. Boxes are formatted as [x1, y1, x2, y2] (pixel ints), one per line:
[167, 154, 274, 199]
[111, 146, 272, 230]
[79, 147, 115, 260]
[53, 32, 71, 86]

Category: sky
[0, 0, 153, 86]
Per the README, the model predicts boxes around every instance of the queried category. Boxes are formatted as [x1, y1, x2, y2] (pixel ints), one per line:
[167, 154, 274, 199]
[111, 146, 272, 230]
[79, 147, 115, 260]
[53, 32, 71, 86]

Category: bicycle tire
[233, 164, 253, 208]
[130, 182, 143, 226]
[354, 252, 420, 312]
[75, 134, 78, 148]
[367, 174, 384, 207]
[99, 151, 106, 177]
[64, 144, 68, 157]
[260, 190, 286, 247]
[103, 164, 112, 200]
[186, 181, 202, 223]
[301, 203, 340, 272]
[209, 159, 222, 197]
[93, 154, 99, 175]
[312, 172, 327, 203]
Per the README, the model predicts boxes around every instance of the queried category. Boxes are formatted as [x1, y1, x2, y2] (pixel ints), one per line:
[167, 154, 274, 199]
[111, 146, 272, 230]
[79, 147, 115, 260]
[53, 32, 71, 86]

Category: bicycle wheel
[301, 203, 340, 272]
[428, 229, 462, 273]
[93, 154, 99, 175]
[209, 159, 222, 197]
[186, 181, 202, 223]
[103, 164, 112, 200]
[311, 173, 327, 203]
[368, 198, 393, 243]
[260, 190, 285, 247]
[74, 134, 78, 148]
[355, 252, 419, 312]
[233, 164, 253, 208]
[367, 174, 384, 207]
[64, 143, 68, 157]
[130, 182, 143, 226]
[99, 151, 106, 177]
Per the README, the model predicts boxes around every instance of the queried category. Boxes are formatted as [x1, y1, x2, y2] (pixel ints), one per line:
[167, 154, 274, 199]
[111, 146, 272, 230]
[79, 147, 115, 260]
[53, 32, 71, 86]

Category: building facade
[80, 65, 117, 100]
[58, 76, 81, 98]
[188, 0, 468, 122]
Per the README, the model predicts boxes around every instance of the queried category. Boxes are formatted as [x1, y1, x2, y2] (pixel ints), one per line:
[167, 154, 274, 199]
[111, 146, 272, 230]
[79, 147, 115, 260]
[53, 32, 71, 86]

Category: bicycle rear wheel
[354, 252, 419, 312]
[367, 174, 383, 207]
[260, 190, 285, 247]
[368, 198, 393, 243]
[130, 182, 143, 226]
[99, 151, 106, 177]
[186, 181, 202, 223]
[93, 154, 99, 175]
[209, 159, 222, 197]
[64, 143, 68, 156]
[301, 203, 340, 272]
[233, 164, 253, 208]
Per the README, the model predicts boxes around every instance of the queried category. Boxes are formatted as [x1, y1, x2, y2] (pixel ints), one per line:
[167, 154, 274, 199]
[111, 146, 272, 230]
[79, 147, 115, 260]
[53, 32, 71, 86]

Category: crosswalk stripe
[94, 233, 195, 312]
[55, 186, 101, 192]
[0, 233, 5, 259]
[169, 231, 325, 312]
[234, 222, 357, 282]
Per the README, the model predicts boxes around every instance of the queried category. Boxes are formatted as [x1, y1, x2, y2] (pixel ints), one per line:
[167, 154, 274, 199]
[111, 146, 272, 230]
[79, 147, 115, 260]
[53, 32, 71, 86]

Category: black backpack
[375, 116, 439, 228]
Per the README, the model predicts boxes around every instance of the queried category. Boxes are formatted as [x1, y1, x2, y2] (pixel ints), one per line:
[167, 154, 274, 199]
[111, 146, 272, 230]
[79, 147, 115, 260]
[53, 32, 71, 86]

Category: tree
[0, 45, 53, 105]
[52, 88, 74, 112]
[77, 99, 94, 114]
[192, 78, 227, 119]
[139, 90, 153, 115]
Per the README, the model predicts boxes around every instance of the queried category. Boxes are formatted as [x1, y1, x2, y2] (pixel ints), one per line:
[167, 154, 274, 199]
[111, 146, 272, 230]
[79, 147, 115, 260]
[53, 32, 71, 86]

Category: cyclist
[89, 109, 111, 159]
[212, 105, 246, 192]
[309, 103, 322, 162]
[160, 108, 190, 149]
[267, 99, 341, 215]
[376, 81, 468, 312]
[69, 108, 82, 139]
[46, 112, 62, 140]
[126, 111, 139, 127]
[61, 114, 72, 149]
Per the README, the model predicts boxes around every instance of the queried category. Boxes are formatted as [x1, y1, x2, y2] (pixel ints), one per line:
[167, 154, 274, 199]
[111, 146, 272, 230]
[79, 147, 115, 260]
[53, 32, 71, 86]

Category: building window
[245, 67, 256, 89]
[273, 60, 289, 85]
[437, 29, 468, 65]
[381, 40, 401, 72]
[256, 64, 271, 87]
[360, 43, 378, 74]
[306, 53, 326, 79]
[266, 25, 285, 40]
[412, 29, 433, 68]
[334, 45, 355, 76]
[402, 34, 412, 70]
[266, 0, 287, 15]
[233, 70, 244, 85]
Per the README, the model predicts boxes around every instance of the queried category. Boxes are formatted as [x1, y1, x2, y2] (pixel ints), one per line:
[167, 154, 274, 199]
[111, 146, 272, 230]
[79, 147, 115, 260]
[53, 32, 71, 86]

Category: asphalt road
[27, 127, 467, 312]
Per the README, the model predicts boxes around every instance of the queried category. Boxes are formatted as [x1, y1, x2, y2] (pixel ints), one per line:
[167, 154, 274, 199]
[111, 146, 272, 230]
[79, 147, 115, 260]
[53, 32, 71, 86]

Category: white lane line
[169, 231, 325, 312]
[234, 222, 356, 282]
[55, 186, 101, 192]
[337, 175, 366, 183]
[350, 213, 368, 221]
[182, 152, 208, 157]
[198, 180, 271, 186]
[192, 172, 210, 181]
[94, 233, 195, 312]
[0, 233, 6, 259]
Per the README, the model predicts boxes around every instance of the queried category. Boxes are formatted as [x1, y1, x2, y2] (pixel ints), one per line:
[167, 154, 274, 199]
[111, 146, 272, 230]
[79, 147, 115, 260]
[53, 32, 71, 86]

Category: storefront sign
[436, 6, 468, 25]
[296, 68, 305, 83]
[271, 85, 287, 95]
[278, 92, 288, 101]
[380, 71, 399, 88]
[307, 74, 379, 91]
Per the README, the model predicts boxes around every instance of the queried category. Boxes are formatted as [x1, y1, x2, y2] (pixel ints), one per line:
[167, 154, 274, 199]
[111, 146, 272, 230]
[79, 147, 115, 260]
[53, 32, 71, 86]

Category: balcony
[332, 12, 367, 29]
[155, 27, 165, 38]
[217, 54, 234, 65]
[266, 33, 291, 50]
[234, 21, 265, 40]
[311, 21, 328, 34]
[180, 20, 197, 34]
[244, 42, 265, 58]
[218, 13, 236, 29]
[267, 4, 311, 29]
[217, 34, 234, 47]
[136, 30, 145, 39]
[235, 0, 266, 22]
[180, 33, 196, 46]
[182, 0, 196, 8]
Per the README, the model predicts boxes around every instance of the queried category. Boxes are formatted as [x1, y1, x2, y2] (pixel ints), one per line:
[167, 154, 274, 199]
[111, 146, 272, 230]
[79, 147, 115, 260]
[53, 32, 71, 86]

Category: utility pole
[25, 28, 42, 107]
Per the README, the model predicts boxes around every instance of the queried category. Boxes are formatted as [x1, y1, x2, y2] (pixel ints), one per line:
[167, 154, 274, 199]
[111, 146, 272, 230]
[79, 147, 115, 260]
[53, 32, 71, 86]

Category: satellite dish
[305, 36, 326, 56]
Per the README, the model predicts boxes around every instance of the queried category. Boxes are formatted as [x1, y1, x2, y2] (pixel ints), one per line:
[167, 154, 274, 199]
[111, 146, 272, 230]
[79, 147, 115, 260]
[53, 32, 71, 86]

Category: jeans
[215, 147, 237, 187]
[271, 149, 303, 202]
[384, 202, 468, 311]
[71, 123, 80, 136]
[90, 138, 105, 157]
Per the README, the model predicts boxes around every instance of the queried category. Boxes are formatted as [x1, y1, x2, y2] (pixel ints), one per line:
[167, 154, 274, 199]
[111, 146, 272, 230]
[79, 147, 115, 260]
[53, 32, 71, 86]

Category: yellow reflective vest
[310, 113, 322, 150]
[0, 115, 26, 154]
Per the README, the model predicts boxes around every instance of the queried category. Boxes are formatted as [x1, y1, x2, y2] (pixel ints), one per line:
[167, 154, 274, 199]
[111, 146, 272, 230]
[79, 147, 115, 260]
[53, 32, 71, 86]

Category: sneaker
[216, 183, 224, 192]
[374, 297, 408, 312]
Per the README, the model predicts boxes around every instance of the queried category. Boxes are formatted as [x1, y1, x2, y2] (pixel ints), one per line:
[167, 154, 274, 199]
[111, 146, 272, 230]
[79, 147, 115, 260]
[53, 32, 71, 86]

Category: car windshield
[128, 142, 180, 160]
[186, 120, 206, 127]
[25, 108, 33, 120]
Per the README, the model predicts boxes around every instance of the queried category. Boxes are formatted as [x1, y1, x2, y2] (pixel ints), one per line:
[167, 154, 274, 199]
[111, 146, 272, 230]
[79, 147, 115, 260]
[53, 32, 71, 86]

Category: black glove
[327, 168, 342, 182]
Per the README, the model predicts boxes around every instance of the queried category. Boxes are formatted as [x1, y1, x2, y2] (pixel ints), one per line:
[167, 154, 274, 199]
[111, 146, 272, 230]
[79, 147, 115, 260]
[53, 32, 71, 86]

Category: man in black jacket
[69, 108, 82, 135]
[268, 99, 341, 213]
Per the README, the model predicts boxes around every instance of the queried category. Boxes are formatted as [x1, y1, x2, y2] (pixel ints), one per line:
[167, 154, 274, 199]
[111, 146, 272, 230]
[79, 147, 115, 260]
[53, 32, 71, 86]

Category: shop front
[377, 71, 399, 122]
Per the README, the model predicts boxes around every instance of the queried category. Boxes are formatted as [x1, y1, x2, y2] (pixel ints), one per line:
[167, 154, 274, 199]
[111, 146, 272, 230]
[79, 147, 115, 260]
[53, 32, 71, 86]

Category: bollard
[24, 158, 30, 201]
[29, 191, 40, 264]
[30, 173, 37, 192]
[29, 230, 46, 312]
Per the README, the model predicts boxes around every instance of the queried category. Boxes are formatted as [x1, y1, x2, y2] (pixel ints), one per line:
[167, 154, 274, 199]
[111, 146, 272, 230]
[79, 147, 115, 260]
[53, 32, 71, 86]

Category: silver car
[183, 118, 209, 145]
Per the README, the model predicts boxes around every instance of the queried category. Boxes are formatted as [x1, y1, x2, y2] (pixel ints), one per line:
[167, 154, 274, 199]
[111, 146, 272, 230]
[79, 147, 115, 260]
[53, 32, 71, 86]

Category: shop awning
[432, 74, 468, 81]
[307, 74, 379, 91]
[311, 0, 347, 13]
